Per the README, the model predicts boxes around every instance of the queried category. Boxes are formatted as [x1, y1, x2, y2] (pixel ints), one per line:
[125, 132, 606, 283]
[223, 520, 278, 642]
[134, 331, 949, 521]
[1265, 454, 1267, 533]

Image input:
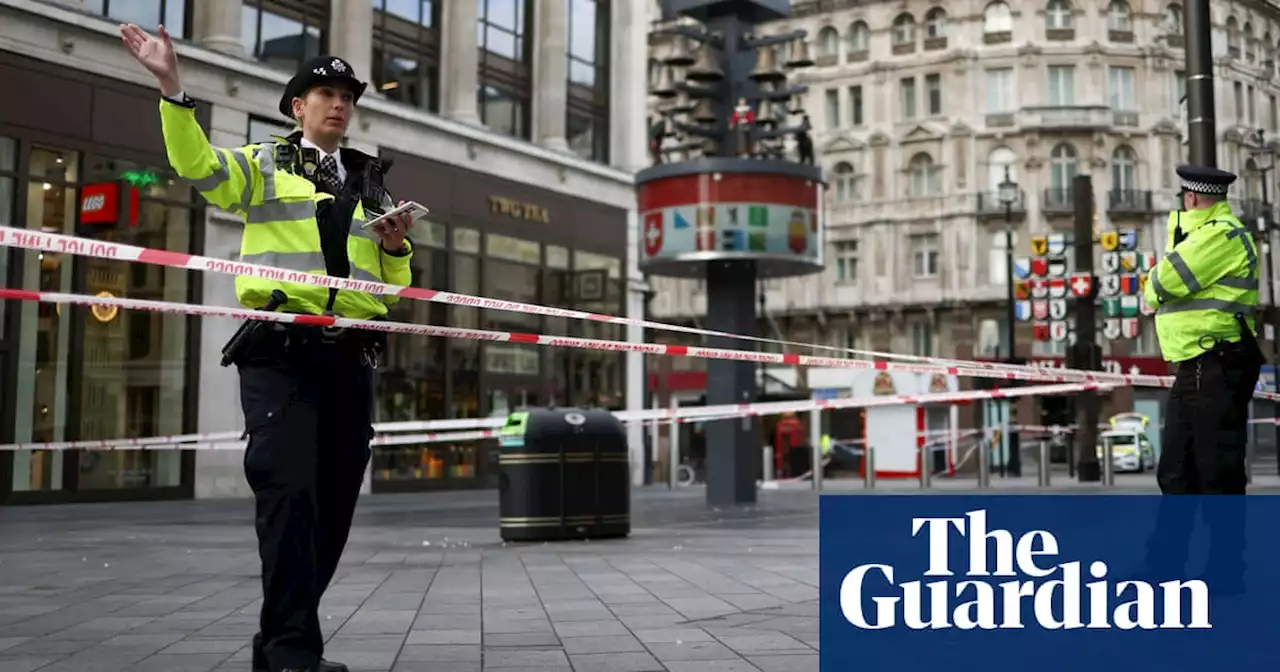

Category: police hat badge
[1118, 229, 1138, 250]
[1100, 231, 1119, 251]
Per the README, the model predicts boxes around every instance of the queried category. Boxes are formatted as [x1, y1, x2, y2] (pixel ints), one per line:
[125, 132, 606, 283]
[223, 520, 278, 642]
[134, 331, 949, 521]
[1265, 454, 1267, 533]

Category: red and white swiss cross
[643, 211, 663, 257]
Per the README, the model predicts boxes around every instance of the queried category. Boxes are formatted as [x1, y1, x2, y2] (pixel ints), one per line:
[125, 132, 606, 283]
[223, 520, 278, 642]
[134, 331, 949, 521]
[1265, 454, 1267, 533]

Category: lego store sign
[79, 182, 139, 227]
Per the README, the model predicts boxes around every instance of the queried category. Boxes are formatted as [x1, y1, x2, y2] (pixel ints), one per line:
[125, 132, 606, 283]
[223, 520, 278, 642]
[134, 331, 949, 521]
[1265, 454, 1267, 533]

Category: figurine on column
[795, 114, 814, 165]
[649, 114, 666, 166]
[730, 97, 756, 157]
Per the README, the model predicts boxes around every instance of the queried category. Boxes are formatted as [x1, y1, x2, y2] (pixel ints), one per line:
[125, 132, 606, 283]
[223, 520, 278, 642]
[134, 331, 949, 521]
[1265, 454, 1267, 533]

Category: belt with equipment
[219, 290, 386, 370]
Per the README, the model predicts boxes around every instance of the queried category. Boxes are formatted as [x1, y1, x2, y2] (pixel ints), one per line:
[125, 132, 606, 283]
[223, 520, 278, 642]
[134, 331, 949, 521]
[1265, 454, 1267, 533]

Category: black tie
[316, 154, 343, 194]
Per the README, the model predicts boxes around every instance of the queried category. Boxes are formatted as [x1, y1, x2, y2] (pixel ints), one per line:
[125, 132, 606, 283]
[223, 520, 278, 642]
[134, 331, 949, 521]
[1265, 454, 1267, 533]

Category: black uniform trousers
[237, 324, 375, 672]
[1145, 323, 1263, 585]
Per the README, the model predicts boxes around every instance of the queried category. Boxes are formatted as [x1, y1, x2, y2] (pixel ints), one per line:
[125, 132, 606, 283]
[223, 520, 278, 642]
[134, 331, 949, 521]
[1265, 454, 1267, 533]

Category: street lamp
[1247, 129, 1278, 475]
[998, 165, 1021, 476]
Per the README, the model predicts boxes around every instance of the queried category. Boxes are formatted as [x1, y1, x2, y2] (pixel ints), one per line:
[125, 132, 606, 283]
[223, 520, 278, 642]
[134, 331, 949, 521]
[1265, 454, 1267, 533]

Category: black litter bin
[497, 408, 631, 542]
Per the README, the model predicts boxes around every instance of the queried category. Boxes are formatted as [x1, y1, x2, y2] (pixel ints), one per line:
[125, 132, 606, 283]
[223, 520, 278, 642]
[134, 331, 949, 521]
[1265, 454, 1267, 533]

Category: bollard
[1037, 439, 1051, 487]
[1102, 439, 1115, 487]
[762, 445, 774, 483]
[977, 438, 991, 489]
[863, 447, 876, 490]
[668, 419, 681, 490]
[919, 444, 931, 490]
[811, 442, 824, 492]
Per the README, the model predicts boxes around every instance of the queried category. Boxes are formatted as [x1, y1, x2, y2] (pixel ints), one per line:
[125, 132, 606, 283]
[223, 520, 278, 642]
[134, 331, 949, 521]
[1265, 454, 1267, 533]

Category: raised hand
[119, 24, 181, 97]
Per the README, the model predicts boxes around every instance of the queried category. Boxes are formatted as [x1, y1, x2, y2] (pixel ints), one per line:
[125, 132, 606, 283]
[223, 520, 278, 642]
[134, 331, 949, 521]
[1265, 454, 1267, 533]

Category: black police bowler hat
[278, 55, 368, 119]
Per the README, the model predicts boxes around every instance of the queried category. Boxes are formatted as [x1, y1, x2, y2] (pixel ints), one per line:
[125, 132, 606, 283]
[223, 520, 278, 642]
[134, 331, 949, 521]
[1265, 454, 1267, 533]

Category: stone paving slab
[0, 488, 821, 672]
[7, 477, 1270, 671]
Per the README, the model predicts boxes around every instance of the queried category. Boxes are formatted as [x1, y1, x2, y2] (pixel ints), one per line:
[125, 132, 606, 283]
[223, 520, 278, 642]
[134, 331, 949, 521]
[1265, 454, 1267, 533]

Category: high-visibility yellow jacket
[819, 434, 832, 456]
[158, 99, 412, 320]
[1143, 200, 1258, 363]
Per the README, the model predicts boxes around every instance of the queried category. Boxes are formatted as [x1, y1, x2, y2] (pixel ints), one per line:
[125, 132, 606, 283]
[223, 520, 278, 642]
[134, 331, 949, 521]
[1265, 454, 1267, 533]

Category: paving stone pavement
[0, 487, 822, 672]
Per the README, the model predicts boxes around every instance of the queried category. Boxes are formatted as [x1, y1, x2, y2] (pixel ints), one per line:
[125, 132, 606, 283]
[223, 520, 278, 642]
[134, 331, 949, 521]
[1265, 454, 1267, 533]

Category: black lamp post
[998, 166, 1022, 476]
[1248, 129, 1279, 474]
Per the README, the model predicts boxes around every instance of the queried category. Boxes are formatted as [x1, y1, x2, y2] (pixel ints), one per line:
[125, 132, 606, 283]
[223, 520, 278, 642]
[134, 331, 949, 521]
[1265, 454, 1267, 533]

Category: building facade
[648, 0, 1280, 443]
[0, 0, 651, 505]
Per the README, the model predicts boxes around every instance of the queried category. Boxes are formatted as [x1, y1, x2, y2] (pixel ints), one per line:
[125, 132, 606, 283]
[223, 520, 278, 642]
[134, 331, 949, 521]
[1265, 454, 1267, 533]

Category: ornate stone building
[647, 0, 1280, 401]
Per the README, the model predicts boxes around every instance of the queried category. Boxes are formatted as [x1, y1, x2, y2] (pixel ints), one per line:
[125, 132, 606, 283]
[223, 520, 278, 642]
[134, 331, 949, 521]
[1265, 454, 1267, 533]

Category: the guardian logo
[839, 510, 1210, 631]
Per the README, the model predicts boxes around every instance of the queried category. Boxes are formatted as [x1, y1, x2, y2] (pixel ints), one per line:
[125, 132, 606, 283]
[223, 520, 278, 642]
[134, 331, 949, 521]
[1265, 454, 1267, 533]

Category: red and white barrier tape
[0, 287, 1209, 397]
[0, 381, 1108, 452]
[0, 226, 1144, 378]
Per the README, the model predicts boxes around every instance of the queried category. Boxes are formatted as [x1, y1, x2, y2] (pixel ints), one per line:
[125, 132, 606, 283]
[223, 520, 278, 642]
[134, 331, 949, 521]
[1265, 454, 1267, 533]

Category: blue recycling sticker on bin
[819, 495, 1280, 672]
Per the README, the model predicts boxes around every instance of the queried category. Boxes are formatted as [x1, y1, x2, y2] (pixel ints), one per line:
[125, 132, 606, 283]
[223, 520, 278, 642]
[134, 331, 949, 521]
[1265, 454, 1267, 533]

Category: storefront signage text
[489, 195, 550, 224]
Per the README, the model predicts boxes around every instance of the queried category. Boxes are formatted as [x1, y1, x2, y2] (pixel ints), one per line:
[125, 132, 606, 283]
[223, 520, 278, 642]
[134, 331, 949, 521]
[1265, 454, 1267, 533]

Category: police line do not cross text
[838, 510, 1211, 631]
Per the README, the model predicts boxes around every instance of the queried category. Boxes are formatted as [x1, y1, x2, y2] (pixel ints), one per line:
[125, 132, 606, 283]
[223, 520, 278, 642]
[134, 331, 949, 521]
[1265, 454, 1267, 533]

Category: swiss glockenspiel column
[639, 0, 824, 507]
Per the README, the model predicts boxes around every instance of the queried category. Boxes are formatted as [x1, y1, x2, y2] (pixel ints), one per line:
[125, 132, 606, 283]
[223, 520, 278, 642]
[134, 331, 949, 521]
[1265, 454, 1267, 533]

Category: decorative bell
[692, 98, 717, 124]
[686, 48, 725, 82]
[785, 38, 815, 68]
[650, 65, 677, 98]
[749, 45, 785, 82]
[662, 34, 696, 68]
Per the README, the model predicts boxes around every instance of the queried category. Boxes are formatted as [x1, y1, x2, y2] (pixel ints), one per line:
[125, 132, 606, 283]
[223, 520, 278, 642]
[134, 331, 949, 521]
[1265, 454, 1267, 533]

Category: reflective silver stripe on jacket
[238, 251, 384, 286]
[244, 200, 316, 224]
[1157, 299, 1256, 316]
[239, 251, 325, 272]
[189, 149, 230, 192]
[255, 144, 277, 202]
[1165, 251, 1200, 293]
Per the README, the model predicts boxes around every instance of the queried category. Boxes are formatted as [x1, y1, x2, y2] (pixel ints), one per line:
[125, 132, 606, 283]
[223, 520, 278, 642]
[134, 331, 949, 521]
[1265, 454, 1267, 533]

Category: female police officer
[120, 23, 417, 672]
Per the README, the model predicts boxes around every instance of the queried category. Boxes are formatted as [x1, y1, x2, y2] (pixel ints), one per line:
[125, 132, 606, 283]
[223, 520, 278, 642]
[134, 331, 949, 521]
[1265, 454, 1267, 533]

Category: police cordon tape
[0, 379, 1109, 452]
[0, 226, 1153, 380]
[2, 285, 1254, 403]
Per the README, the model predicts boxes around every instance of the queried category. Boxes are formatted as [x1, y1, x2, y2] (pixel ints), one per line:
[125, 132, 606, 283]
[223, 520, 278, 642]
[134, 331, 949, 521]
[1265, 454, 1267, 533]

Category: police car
[1095, 413, 1155, 473]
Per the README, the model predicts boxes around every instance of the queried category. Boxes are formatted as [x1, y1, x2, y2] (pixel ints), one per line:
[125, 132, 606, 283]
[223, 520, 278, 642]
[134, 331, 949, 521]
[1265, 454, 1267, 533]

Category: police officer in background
[120, 24, 417, 672]
[1144, 164, 1264, 496]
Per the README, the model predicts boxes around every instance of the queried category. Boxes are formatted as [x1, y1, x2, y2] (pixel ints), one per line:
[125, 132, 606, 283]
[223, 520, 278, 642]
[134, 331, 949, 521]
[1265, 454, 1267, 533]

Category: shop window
[0, 136, 15, 334]
[373, 218, 448, 486]
[10, 147, 199, 493]
[569, 250, 623, 409]
[566, 0, 610, 163]
[478, 0, 533, 139]
[84, 0, 190, 39]
[241, 0, 329, 74]
[373, 0, 441, 113]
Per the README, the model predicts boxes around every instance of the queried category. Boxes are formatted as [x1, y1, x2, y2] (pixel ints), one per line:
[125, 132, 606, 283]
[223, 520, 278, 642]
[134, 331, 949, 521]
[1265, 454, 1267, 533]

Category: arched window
[1264, 32, 1273, 66]
[1227, 17, 1240, 58]
[1050, 143, 1078, 195]
[833, 162, 856, 201]
[984, 1, 1013, 33]
[1165, 4, 1182, 33]
[925, 8, 947, 40]
[908, 153, 937, 197]
[893, 13, 916, 45]
[849, 21, 870, 52]
[1046, 0, 1072, 30]
[988, 147, 1018, 193]
[817, 26, 839, 57]
[1111, 146, 1137, 193]
[1245, 22, 1256, 62]
[1107, 1, 1131, 32]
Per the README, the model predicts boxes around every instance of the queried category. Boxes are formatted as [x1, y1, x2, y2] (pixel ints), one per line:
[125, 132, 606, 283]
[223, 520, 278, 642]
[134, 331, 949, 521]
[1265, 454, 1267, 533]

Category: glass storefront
[370, 222, 624, 492]
[1, 134, 202, 503]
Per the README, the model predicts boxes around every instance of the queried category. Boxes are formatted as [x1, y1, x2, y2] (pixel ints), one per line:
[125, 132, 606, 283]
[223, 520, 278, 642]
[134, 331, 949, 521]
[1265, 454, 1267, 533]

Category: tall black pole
[1072, 174, 1101, 482]
[1184, 0, 1217, 166]
[1003, 206, 1021, 476]
[1260, 152, 1280, 475]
